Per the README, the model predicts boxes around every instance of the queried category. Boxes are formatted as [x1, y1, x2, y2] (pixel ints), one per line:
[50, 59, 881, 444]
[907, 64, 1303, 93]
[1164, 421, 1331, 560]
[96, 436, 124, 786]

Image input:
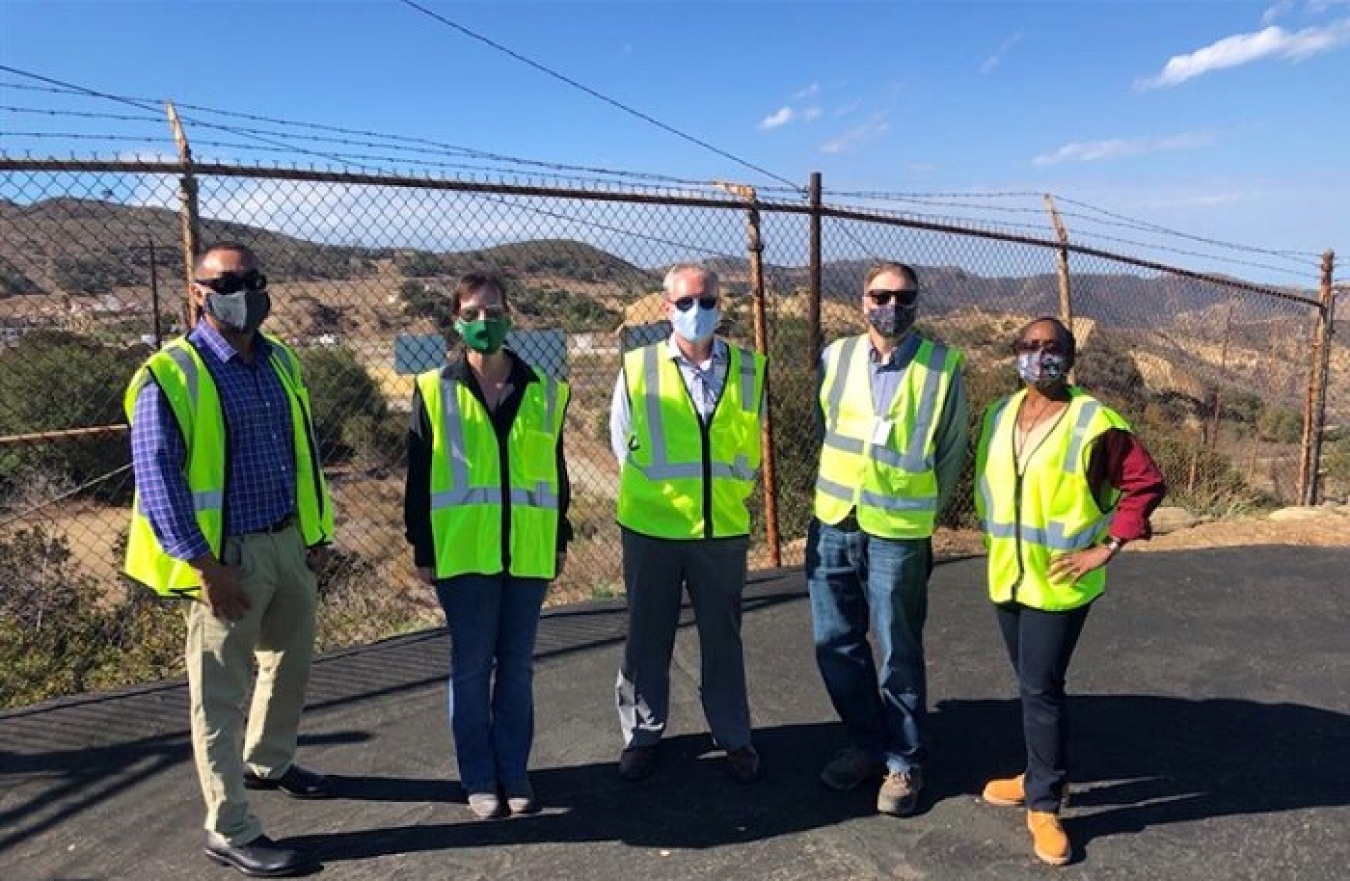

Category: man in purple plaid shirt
[126, 242, 333, 878]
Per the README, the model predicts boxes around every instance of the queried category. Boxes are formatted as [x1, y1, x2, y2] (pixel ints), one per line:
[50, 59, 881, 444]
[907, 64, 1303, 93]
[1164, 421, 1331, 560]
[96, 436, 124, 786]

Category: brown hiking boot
[983, 773, 1070, 808]
[876, 768, 923, 817]
[982, 773, 1025, 806]
[1027, 810, 1071, 866]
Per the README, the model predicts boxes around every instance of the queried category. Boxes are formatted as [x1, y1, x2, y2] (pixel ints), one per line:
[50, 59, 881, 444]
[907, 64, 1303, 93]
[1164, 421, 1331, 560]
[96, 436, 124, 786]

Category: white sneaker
[504, 779, 536, 815]
[467, 791, 502, 819]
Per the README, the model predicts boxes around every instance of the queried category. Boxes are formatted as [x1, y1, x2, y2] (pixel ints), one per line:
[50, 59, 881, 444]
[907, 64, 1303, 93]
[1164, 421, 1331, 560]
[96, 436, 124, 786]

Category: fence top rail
[0, 156, 1320, 309]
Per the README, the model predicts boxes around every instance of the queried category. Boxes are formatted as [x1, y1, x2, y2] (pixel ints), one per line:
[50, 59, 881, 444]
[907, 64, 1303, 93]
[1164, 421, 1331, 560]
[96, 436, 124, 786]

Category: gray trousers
[615, 527, 753, 751]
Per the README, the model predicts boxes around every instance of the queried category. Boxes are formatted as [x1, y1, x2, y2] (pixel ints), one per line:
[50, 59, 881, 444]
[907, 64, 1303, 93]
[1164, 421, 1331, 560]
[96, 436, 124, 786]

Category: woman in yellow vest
[974, 316, 1166, 866]
[404, 272, 570, 820]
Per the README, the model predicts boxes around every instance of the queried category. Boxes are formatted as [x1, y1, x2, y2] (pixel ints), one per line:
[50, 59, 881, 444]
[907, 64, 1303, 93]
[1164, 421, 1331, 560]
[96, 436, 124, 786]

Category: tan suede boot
[981, 773, 1025, 806]
[1027, 810, 1071, 866]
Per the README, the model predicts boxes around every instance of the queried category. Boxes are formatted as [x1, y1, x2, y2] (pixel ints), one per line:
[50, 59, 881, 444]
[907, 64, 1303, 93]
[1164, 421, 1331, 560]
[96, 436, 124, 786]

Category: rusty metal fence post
[166, 102, 200, 328]
[808, 172, 823, 362]
[718, 183, 783, 567]
[1298, 249, 1337, 505]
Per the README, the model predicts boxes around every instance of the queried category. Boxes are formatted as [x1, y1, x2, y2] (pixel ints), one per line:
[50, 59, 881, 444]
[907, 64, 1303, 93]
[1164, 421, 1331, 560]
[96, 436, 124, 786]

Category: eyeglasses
[1015, 339, 1067, 355]
[865, 288, 918, 307]
[670, 295, 718, 312]
[194, 269, 267, 295]
[459, 304, 507, 321]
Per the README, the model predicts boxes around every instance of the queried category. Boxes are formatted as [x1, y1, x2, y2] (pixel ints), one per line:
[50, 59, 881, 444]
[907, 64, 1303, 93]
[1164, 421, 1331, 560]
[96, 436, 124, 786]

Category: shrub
[299, 346, 392, 463]
[1257, 407, 1303, 444]
[0, 330, 144, 501]
[0, 524, 181, 708]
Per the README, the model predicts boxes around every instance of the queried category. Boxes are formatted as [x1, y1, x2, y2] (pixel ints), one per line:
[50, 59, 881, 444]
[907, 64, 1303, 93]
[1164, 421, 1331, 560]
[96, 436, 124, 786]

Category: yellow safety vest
[616, 341, 766, 540]
[417, 367, 567, 580]
[813, 335, 962, 539]
[123, 334, 333, 597]
[975, 388, 1129, 610]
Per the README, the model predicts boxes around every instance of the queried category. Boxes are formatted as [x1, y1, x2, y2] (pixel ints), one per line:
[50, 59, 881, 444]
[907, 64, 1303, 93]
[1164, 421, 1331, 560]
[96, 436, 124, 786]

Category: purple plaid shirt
[130, 321, 297, 561]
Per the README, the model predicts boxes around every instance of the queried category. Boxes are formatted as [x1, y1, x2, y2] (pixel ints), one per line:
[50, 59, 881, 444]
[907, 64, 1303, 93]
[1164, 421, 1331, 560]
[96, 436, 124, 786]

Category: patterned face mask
[1016, 349, 1069, 387]
[866, 302, 917, 338]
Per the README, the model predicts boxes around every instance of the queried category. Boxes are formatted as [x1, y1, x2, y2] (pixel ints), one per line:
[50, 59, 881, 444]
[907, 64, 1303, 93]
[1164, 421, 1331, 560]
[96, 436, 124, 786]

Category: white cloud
[1138, 19, 1350, 88]
[758, 106, 795, 130]
[1263, 0, 1295, 24]
[820, 113, 890, 154]
[802, 106, 823, 122]
[833, 99, 861, 118]
[793, 82, 820, 100]
[1032, 131, 1211, 166]
[981, 30, 1024, 74]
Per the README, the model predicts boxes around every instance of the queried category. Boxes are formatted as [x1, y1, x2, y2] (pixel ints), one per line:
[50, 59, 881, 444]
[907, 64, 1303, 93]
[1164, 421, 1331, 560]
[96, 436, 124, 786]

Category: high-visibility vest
[616, 341, 766, 540]
[813, 334, 962, 539]
[123, 334, 333, 597]
[417, 367, 568, 579]
[975, 388, 1129, 610]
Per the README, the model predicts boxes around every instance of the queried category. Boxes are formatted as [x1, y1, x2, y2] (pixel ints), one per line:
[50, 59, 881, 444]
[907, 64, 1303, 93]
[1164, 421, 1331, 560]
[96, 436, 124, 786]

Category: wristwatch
[1102, 536, 1124, 556]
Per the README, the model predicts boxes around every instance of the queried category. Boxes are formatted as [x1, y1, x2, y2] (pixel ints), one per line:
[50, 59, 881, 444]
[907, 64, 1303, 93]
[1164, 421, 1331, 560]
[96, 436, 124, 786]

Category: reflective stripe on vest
[813, 334, 958, 539]
[123, 335, 332, 596]
[617, 342, 765, 539]
[974, 389, 1129, 610]
[422, 367, 566, 580]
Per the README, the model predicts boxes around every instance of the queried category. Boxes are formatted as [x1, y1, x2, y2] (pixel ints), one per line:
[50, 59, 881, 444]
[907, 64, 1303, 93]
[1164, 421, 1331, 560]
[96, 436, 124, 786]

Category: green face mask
[455, 317, 511, 353]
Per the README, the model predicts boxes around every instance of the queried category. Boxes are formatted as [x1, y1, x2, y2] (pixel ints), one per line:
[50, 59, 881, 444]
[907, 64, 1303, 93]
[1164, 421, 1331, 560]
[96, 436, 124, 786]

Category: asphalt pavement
[2, 545, 1347, 881]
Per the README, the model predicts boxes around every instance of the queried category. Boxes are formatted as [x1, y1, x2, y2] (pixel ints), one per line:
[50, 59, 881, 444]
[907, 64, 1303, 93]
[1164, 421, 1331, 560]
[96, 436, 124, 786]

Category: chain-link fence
[1, 160, 1341, 707]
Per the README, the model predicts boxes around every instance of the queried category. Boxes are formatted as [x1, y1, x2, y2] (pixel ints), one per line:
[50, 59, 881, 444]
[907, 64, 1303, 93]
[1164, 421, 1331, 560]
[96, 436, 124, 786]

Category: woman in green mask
[404, 271, 572, 819]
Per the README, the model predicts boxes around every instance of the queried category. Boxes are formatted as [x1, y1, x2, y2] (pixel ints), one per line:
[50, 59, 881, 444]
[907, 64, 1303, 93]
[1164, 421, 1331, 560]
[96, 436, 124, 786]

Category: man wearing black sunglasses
[124, 242, 333, 878]
[807, 261, 968, 818]
[609, 263, 767, 785]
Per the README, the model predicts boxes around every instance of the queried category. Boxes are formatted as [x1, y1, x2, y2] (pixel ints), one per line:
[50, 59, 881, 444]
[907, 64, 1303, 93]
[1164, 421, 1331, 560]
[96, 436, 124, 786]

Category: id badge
[871, 418, 894, 446]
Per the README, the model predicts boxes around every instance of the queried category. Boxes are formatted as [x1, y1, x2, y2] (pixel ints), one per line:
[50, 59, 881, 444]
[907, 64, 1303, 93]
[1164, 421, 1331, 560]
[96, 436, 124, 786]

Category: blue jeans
[434, 574, 548, 793]
[806, 518, 931, 775]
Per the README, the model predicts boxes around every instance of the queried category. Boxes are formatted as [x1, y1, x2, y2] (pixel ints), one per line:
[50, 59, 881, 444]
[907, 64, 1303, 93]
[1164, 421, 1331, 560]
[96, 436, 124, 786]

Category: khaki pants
[184, 523, 318, 845]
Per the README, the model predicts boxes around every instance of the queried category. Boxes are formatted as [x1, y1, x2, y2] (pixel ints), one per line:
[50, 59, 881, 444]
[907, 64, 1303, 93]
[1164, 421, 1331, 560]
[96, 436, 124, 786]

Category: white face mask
[670, 300, 719, 344]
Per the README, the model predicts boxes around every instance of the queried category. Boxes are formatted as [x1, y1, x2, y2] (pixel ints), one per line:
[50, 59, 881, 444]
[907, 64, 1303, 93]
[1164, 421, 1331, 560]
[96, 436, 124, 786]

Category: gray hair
[662, 263, 718, 297]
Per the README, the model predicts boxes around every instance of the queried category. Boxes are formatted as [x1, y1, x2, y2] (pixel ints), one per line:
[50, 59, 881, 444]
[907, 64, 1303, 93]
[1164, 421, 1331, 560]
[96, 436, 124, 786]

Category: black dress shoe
[204, 834, 310, 878]
[243, 764, 334, 799]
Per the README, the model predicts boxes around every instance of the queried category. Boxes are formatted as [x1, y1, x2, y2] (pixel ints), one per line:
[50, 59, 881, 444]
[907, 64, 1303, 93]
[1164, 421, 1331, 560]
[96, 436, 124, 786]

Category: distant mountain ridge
[0, 197, 1317, 330]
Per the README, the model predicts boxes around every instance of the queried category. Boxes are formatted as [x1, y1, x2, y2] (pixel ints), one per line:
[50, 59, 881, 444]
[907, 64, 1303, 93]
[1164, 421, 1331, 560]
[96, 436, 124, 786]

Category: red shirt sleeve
[1086, 429, 1168, 544]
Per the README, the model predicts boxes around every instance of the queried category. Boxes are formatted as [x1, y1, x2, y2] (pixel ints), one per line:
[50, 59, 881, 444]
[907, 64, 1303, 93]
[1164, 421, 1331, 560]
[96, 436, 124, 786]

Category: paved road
[2, 545, 1347, 880]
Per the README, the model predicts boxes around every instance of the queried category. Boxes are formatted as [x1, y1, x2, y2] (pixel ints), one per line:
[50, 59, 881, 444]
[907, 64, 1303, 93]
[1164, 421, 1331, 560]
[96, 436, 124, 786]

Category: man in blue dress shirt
[126, 242, 334, 878]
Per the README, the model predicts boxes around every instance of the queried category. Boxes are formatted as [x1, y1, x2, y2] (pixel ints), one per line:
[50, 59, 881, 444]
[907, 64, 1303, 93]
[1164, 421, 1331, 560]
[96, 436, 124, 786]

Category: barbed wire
[0, 78, 757, 193]
[1053, 195, 1323, 263]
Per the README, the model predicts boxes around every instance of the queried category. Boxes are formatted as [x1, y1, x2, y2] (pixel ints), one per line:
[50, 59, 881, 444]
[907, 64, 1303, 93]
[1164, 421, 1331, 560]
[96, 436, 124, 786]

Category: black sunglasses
[1015, 339, 1067, 355]
[671, 295, 718, 312]
[194, 269, 268, 295]
[865, 288, 918, 307]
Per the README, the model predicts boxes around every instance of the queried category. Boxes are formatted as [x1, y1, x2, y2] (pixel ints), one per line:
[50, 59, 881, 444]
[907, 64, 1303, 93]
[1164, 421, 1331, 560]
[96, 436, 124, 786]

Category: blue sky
[0, 0, 1346, 286]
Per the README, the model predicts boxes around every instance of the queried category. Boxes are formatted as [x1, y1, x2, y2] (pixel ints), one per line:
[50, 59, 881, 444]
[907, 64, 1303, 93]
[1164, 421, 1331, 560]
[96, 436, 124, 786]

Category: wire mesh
[0, 162, 1339, 707]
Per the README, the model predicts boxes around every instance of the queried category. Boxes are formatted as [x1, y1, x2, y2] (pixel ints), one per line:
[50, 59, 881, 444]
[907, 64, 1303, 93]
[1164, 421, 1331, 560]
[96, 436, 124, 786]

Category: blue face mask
[1016, 350, 1069, 388]
[670, 301, 719, 344]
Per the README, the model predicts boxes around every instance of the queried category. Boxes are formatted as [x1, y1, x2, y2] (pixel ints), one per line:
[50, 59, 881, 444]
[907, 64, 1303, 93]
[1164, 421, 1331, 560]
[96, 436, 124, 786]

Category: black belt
[248, 513, 296, 535]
